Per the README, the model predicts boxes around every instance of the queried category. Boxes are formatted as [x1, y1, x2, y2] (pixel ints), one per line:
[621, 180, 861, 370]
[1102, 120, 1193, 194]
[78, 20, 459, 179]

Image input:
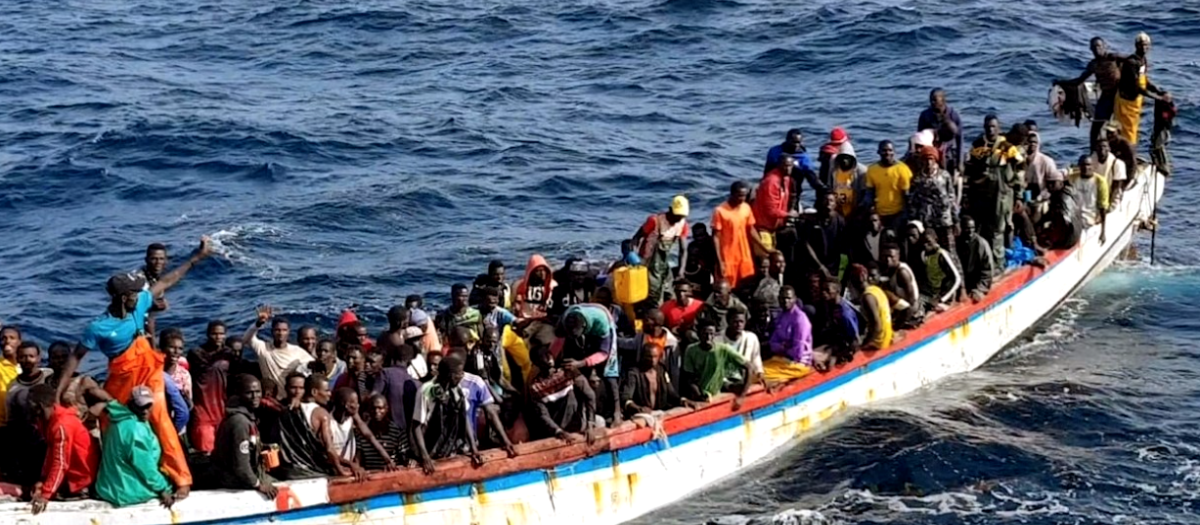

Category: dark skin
[17, 345, 42, 378]
[724, 311, 771, 393]
[630, 209, 690, 281]
[305, 380, 393, 479]
[682, 324, 753, 411]
[298, 328, 319, 356]
[850, 274, 885, 350]
[1, 328, 20, 360]
[961, 218, 987, 303]
[411, 360, 484, 475]
[713, 186, 768, 279]
[1078, 155, 1107, 245]
[285, 376, 306, 408]
[57, 236, 213, 501]
[315, 341, 338, 378]
[806, 194, 838, 278]
[236, 379, 278, 499]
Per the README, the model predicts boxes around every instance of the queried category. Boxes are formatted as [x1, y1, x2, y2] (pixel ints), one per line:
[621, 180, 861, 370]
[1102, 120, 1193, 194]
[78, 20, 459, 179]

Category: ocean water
[1, 0, 1197, 523]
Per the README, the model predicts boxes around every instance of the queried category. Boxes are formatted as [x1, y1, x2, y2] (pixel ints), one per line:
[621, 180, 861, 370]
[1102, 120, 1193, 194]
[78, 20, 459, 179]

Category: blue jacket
[764, 144, 827, 198]
[163, 371, 189, 433]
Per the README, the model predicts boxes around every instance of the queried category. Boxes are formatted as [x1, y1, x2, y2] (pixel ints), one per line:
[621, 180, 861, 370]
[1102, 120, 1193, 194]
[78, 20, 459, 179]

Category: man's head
[285, 372, 306, 402]
[368, 394, 390, 423]
[316, 339, 337, 363]
[563, 310, 587, 339]
[1028, 132, 1042, 155]
[144, 243, 168, 278]
[1093, 136, 1111, 161]
[905, 222, 923, 246]
[1079, 154, 1094, 179]
[713, 279, 732, 302]
[333, 387, 359, 415]
[783, 128, 803, 152]
[206, 320, 227, 349]
[777, 153, 794, 176]
[922, 229, 940, 252]
[821, 280, 842, 303]
[17, 342, 40, 375]
[727, 309, 747, 335]
[365, 352, 385, 376]
[1090, 36, 1107, 58]
[449, 326, 478, 352]
[696, 319, 717, 348]
[1135, 32, 1151, 56]
[159, 328, 185, 361]
[877, 140, 896, 165]
[481, 324, 500, 350]
[819, 191, 837, 216]
[929, 88, 946, 113]
[984, 115, 1000, 140]
[232, 374, 263, 410]
[882, 244, 901, 269]
[405, 295, 424, 310]
[298, 326, 319, 355]
[867, 212, 883, 234]
[438, 353, 465, 387]
[387, 305, 409, 332]
[47, 341, 71, 373]
[271, 317, 290, 347]
[847, 263, 870, 293]
[594, 286, 613, 307]
[488, 260, 506, 283]
[1, 326, 20, 356]
[729, 181, 750, 206]
[1024, 119, 1039, 134]
[643, 309, 665, 335]
[961, 215, 977, 237]
[305, 375, 331, 406]
[451, 283, 470, 309]
[673, 280, 693, 303]
[779, 285, 798, 311]
[631, 339, 659, 368]
[345, 347, 365, 372]
[106, 272, 146, 312]
[482, 286, 503, 311]
[768, 251, 786, 277]
[27, 384, 58, 422]
[130, 385, 154, 421]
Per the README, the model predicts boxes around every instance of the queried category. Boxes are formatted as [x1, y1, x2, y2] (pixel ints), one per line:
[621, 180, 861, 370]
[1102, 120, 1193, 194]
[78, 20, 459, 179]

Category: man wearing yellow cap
[631, 195, 691, 308]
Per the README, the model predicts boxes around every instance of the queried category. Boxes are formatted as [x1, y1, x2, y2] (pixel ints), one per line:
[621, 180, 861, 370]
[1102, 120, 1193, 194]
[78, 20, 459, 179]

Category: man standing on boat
[752, 155, 798, 256]
[1113, 32, 1171, 147]
[865, 141, 913, 235]
[135, 243, 170, 338]
[764, 129, 826, 207]
[631, 195, 690, 309]
[1070, 154, 1109, 244]
[918, 88, 964, 182]
[1055, 37, 1125, 145]
[57, 236, 214, 500]
[712, 181, 767, 289]
[966, 115, 1023, 270]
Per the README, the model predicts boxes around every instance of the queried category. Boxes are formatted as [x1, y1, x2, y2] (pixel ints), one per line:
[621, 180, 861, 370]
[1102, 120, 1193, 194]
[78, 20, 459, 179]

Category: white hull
[2, 167, 1165, 525]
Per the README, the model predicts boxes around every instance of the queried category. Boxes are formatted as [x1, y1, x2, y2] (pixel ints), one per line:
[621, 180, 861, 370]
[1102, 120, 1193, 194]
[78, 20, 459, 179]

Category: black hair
[731, 181, 749, 194]
[304, 374, 328, 394]
[488, 260, 505, 272]
[785, 128, 802, 140]
[228, 374, 260, 398]
[17, 341, 40, 355]
[297, 325, 317, 337]
[726, 307, 747, 322]
[1, 325, 22, 339]
[48, 341, 72, 356]
[28, 384, 57, 410]
[386, 306, 408, 330]
[333, 387, 358, 406]
[206, 320, 226, 332]
[271, 317, 289, 329]
[146, 243, 167, 255]
[482, 285, 501, 298]
[451, 283, 469, 295]
[984, 113, 999, 125]
[158, 327, 184, 346]
[285, 371, 307, 385]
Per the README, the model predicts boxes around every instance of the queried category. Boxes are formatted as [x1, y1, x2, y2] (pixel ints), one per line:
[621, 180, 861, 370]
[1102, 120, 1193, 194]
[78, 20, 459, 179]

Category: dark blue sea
[2, 0, 1198, 523]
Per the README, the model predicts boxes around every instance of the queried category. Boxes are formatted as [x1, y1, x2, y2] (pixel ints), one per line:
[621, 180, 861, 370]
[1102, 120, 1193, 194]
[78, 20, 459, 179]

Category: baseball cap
[402, 326, 424, 341]
[670, 195, 690, 217]
[106, 272, 146, 297]
[130, 385, 154, 408]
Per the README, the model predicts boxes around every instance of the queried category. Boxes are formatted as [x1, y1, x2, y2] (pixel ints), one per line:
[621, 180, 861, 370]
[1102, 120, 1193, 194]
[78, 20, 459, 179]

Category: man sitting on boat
[957, 216, 995, 303]
[681, 318, 753, 410]
[845, 264, 893, 352]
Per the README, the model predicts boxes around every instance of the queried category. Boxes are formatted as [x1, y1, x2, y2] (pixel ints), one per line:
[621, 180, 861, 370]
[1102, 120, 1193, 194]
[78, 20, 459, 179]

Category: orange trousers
[104, 337, 192, 487]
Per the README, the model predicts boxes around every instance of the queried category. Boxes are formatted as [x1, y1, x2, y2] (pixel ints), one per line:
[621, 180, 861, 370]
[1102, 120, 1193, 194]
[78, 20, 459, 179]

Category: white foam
[208, 223, 289, 279]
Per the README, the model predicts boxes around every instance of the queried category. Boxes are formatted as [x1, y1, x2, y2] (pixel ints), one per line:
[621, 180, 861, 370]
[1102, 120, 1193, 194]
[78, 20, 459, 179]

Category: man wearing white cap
[631, 195, 690, 308]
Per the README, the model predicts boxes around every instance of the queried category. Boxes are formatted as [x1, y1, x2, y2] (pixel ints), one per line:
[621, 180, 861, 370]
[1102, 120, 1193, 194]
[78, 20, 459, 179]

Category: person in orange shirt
[712, 181, 767, 289]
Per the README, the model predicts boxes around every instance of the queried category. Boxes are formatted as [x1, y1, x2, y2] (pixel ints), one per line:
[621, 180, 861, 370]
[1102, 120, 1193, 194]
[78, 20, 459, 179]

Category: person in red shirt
[752, 153, 798, 234]
[660, 280, 704, 335]
[28, 384, 102, 514]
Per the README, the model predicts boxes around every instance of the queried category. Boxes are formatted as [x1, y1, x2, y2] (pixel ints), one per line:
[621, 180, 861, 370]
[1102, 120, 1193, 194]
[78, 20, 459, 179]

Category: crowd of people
[0, 33, 1174, 515]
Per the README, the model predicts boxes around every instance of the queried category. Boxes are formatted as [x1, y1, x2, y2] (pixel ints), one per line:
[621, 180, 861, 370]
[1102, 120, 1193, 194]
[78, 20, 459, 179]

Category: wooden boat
[1, 165, 1166, 525]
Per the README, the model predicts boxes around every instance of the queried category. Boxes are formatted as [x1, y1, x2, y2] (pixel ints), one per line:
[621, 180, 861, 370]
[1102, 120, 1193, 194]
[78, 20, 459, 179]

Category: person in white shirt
[1090, 137, 1126, 206]
[242, 305, 313, 389]
[715, 309, 768, 392]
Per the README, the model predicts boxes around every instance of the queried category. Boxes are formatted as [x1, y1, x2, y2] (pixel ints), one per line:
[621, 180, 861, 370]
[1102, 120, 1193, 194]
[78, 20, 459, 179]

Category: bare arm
[677, 236, 688, 280]
[861, 294, 883, 349]
[712, 229, 726, 277]
[410, 422, 436, 474]
[242, 306, 270, 348]
[150, 237, 213, 297]
[483, 403, 516, 456]
[313, 409, 350, 476]
[352, 413, 394, 470]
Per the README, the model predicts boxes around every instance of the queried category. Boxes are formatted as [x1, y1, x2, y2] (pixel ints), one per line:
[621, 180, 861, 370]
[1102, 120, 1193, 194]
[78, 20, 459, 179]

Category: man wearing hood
[95, 386, 175, 508]
[818, 127, 857, 190]
[830, 147, 868, 219]
[211, 374, 277, 498]
[513, 254, 557, 322]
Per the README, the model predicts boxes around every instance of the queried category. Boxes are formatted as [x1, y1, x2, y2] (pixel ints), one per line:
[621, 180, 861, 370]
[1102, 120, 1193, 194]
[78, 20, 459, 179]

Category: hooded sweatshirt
[830, 147, 868, 218]
[336, 310, 375, 352]
[514, 254, 557, 319]
[95, 402, 171, 507]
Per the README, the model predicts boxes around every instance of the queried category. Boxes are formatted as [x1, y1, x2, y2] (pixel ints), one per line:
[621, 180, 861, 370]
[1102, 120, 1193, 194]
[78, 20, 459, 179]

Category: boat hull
[2, 167, 1165, 525]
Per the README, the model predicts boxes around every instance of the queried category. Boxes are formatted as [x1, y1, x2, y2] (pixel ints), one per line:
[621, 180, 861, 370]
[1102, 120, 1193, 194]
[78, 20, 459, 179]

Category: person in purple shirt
[768, 286, 813, 367]
[377, 331, 419, 433]
[917, 88, 964, 177]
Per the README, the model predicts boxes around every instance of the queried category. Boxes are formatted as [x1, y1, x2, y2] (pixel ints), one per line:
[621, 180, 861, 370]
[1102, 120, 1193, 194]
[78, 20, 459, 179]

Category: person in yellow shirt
[865, 140, 913, 234]
[0, 325, 22, 478]
[831, 151, 867, 219]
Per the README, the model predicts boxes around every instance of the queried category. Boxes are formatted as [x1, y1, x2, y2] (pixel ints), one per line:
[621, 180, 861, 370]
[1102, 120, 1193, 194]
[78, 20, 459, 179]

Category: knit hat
[913, 129, 935, 148]
[408, 308, 430, 328]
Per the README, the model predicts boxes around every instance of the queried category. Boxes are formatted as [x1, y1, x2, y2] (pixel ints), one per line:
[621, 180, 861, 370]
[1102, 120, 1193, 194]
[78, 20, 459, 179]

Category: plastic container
[613, 265, 649, 305]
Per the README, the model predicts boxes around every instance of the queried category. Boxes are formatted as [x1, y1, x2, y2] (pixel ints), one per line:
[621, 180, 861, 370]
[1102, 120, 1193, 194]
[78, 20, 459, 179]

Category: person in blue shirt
[917, 88, 965, 178]
[56, 236, 214, 500]
[163, 370, 190, 435]
[764, 128, 827, 208]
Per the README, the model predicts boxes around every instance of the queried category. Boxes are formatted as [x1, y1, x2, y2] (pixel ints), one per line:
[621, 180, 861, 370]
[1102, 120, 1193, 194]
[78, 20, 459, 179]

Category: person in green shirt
[95, 386, 175, 508]
[681, 319, 753, 410]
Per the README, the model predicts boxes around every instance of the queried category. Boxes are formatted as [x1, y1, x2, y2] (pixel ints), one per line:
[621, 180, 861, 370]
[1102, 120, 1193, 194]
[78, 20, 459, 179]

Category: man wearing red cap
[818, 127, 854, 189]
